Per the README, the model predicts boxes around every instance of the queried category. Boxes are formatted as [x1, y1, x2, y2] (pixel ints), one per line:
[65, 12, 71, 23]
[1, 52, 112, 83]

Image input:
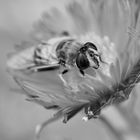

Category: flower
[7, 0, 140, 139]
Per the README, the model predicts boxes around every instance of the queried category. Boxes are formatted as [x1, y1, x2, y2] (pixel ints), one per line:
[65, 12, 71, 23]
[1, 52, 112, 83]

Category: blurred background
[0, 0, 140, 140]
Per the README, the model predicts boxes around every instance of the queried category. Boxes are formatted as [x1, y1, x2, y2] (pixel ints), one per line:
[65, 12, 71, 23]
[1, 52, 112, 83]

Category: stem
[99, 116, 123, 140]
[99, 104, 140, 140]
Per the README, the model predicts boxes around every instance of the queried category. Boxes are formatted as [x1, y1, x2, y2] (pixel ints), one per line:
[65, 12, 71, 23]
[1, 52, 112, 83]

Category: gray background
[0, 0, 140, 140]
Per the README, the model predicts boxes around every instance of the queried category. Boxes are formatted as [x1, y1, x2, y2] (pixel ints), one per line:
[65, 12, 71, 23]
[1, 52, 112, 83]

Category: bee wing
[7, 47, 35, 70]
[28, 63, 60, 72]
[7, 44, 60, 73]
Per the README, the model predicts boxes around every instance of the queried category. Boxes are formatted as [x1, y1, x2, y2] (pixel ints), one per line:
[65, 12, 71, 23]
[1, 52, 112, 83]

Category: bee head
[76, 42, 100, 72]
[86, 42, 100, 68]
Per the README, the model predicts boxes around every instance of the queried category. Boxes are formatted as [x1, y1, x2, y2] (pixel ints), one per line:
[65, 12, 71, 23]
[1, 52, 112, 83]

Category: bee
[33, 40, 102, 76]
[7, 37, 70, 72]
[7, 37, 103, 78]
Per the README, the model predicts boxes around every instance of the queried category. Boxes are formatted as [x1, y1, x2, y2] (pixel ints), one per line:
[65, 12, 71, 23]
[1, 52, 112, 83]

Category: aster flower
[7, 0, 140, 139]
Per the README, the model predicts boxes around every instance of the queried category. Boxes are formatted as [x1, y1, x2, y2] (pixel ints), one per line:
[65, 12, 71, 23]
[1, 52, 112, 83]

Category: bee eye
[76, 53, 89, 70]
[79, 46, 87, 52]
[84, 42, 97, 51]
[89, 52, 94, 57]
[90, 54, 93, 57]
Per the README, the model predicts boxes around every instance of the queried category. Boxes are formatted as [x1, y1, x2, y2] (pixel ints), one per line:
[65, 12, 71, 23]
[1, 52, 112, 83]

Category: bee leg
[58, 68, 69, 86]
[62, 69, 69, 74]
[94, 54, 106, 64]
[58, 73, 68, 86]
[99, 55, 104, 63]
[79, 69, 85, 76]
[92, 64, 99, 69]
[58, 60, 70, 85]
[98, 55, 108, 64]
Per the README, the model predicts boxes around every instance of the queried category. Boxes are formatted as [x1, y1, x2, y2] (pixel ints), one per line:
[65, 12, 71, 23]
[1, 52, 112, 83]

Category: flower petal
[66, 1, 100, 35]
[111, 58, 121, 84]
[31, 7, 74, 41]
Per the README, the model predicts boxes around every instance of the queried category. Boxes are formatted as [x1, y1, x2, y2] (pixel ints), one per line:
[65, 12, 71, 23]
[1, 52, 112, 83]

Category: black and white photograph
[1, 0, 140, 140]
